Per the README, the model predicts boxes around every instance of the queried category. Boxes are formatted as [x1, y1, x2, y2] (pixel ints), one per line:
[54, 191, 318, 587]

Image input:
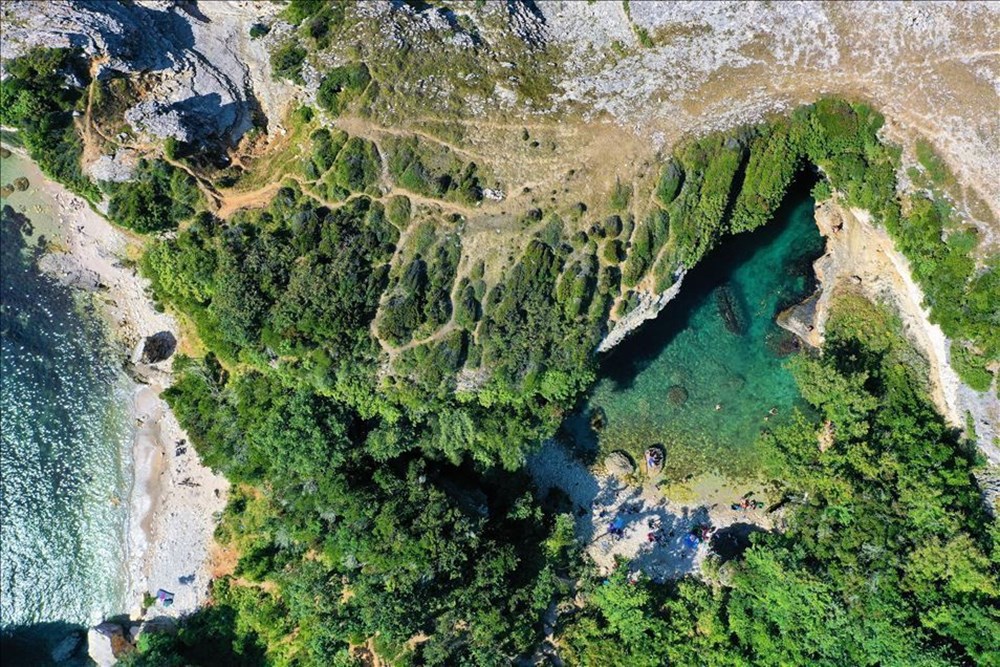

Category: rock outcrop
[598, 270, 686, 352]
[604, 451, 635, 478]
[140, 331, 177, 364]
[86, 616, 177, 666]
[778, 198, 1000, 464]
[87, 622, 131, 667]
[0, 0, 289, 146]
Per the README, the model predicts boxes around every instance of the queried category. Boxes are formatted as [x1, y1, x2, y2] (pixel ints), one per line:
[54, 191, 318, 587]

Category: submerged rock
[667, 385, 688, 405]
[13, 177, 29, 191]
[715, 283, 747, 335]
[50, 631, 84, 663]
[589, 406, 607, 431]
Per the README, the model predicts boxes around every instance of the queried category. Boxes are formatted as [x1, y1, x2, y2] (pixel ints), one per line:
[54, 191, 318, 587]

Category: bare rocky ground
[3, 1, 995, 237]
[544, 1, 1000, 244]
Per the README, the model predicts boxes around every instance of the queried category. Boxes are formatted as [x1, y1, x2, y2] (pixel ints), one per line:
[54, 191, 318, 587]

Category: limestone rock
[87, 623, 124, 667]
[0, 0, 290, 147]
[87, 151, 139, 183]
[604, 451, 635, 478]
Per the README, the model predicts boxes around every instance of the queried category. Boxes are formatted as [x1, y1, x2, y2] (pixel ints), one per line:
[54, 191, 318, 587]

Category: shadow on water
[0, 622, 89, 667]
[601, 172, 819, 391]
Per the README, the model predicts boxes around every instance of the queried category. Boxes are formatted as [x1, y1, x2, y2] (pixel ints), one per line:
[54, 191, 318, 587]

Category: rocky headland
[778, 198, 999, 464]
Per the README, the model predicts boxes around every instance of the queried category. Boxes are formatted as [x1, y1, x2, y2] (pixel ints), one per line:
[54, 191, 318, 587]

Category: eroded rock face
[0, 0, 286, 146]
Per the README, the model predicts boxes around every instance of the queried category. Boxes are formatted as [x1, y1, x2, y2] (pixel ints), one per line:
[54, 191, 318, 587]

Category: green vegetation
[106, 158, 201, 233]
[271, 40, 307, 84]
[915, 138, 957, 189]
[248, 22, 270, 40]
[0, 47, 98, 200]
[316, 63, 371, 116]
[951, 342, 994, 393]
[383, 135, 484, 204]
[284, 0, 348, 50]
[8, 43, 994, 661]
[558, 294, 999, 666]
[887, 195, 998, 385]
[304, 129, 380, 199]
[377, 225, 461, 346]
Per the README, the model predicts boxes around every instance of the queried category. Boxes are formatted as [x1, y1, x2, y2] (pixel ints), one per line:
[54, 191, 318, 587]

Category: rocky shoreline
[598, 270, 686, 353]
[4, 150, 228, 664]
[777, 198, 999, 464]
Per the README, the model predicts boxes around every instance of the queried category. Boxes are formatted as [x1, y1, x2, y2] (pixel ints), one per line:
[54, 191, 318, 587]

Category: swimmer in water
[715, 403, 722, 411]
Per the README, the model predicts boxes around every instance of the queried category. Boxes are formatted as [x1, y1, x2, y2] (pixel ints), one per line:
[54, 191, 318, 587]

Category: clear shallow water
[1, 154, 132, 662]
[570, 184, 824, 479]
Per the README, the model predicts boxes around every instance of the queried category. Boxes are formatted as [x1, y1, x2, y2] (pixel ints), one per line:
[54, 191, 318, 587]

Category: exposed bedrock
[0, 0, 287, 146]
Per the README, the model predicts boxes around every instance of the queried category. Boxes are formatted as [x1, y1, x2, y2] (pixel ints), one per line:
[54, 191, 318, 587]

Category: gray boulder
[604, 451, 635, 478]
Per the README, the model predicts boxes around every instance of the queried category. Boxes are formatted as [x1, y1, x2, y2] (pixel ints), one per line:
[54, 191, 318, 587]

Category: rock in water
[141, 330, 177, 363]
[0, 147, 11, 158]
[13, 177, 29, 191]
[715, 283, 747, 335]
[87, 623, 128, 667]
[604, 451, 635, 478]
[667, 385, 688, 405]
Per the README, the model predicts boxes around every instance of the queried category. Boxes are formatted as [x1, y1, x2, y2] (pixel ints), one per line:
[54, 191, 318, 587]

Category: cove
[569, 178, 825, 479]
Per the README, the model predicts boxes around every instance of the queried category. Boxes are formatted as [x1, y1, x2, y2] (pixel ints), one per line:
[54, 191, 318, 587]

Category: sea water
[571, 181, 825, 479]
[1, 153, 133, 663]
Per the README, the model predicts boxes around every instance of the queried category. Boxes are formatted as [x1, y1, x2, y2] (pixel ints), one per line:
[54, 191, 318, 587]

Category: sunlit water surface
[1, 153, 133, 663]
[570, 185, 824, 478]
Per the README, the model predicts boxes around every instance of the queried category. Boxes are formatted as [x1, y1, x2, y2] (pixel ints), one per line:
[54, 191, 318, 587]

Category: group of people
[731, 496, 765, 511]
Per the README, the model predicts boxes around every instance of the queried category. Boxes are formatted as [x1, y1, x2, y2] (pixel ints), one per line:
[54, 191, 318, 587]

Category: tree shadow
[710, 522, 768, 564]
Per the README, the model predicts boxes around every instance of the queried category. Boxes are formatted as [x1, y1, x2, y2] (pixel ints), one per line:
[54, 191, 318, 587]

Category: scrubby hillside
[1, 1, 997, 665]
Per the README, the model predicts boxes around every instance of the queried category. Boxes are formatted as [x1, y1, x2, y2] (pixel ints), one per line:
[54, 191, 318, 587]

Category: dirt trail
[336, 116, 487, 163]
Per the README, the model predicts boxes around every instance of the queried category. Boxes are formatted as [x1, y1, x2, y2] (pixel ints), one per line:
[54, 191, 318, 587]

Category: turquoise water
[1, 154, 133, 663]
[571, 183, 824, 479]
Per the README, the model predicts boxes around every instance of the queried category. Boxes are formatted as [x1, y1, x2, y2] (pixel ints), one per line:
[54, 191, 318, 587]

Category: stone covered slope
[544, 0, 1000, 239]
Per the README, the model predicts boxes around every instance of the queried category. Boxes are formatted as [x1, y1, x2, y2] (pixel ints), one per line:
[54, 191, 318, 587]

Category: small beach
[1, 149, 227, 623]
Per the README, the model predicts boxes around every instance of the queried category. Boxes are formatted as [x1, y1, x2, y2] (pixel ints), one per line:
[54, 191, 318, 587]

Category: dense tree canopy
[3, 44, 995, 663]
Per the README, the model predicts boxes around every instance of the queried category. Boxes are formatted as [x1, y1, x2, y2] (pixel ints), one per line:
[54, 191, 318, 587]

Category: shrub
[249, 23, 270, 39]
[951, 343, 994, 392]
[316, 63, 371, 115]
[107, 159, 200, 233]
[271, 41, 307, 84]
